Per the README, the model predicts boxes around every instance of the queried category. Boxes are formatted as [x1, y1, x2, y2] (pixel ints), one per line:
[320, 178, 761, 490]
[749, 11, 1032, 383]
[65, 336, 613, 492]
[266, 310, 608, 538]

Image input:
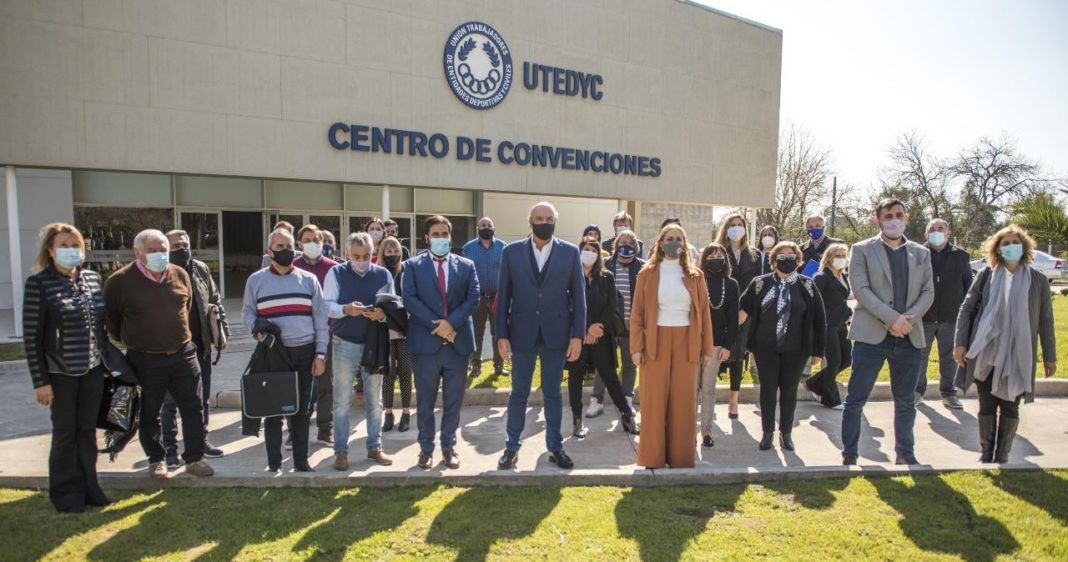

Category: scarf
[761, 272, 798, 347]
[966, 265, 1033, 401]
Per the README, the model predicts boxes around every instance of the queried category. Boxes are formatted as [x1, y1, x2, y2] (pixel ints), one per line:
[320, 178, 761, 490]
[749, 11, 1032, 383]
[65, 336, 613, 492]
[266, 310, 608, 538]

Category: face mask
[382, 255, 401, 269]
[322, 244, 334, 258]
[927, 232, 946, 247]
[369, 229, 384, 242]
[54, 247, 83, 269]
[580, 250, 598, 266]
[832, 257, 848, 270]
[999, 243, 1024, 263]
[351, 259, 370, 274]
[302, 242, 322, 260]
[531, 222, 555, 241]
[761, 236, 776, 249]
[429, 237, 451, 257]
[271, 248, 295, 267]
[478, 228, 494, 240]
[881, 219, 905, 240]
[776, 256, 798, 274]
[726, 225, 745, 241]
[808, 228, 824, 240]
[145, 251, 170, 273]
[704, 258, 727, 275]
[663, 241, 684, 259]
[616, 245, 636, 259]
[615, 226, 627, 235]
[169, 248, 191, 267]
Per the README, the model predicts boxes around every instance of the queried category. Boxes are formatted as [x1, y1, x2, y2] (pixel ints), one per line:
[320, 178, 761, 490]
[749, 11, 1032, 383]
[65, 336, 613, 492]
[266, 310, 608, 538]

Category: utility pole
[830, 176, 838, 237]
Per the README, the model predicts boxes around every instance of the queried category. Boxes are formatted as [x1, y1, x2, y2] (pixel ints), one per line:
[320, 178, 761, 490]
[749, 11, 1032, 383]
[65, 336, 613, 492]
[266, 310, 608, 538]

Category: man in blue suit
[403, 215, 480, 470]
[496, 202, 586, 470]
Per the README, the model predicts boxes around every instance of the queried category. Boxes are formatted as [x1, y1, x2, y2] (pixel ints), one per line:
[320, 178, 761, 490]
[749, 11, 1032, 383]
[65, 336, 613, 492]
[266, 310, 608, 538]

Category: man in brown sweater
[103, 229, 214, 479]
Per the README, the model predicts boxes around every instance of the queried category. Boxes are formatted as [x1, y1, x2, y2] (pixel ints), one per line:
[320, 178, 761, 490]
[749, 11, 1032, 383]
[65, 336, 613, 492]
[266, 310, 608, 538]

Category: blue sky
[696, 0, 1068, 191]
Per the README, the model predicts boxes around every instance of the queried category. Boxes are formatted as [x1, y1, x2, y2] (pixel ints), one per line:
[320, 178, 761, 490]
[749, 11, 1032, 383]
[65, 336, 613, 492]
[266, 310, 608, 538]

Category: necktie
[436, 258, 448, 316]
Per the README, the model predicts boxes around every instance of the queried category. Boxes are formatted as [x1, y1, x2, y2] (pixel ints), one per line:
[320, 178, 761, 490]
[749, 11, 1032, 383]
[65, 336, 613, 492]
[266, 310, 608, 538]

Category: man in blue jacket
[496, 202, 586, 470]
[403, 215, 480, 470]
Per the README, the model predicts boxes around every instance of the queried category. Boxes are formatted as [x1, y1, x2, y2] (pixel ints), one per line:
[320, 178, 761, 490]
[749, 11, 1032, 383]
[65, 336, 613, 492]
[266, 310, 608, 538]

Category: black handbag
[97, 371, 142, 461]
[240, 333, 300, 419]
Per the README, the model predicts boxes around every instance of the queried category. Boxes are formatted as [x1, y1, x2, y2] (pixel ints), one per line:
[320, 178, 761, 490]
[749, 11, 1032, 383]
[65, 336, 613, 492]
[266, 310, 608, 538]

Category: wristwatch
[315, 353, 326, 361]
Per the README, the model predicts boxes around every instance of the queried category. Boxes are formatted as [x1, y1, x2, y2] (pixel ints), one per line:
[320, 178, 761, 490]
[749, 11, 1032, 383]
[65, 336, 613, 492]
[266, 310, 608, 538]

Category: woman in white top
[630, 224, 714, 469]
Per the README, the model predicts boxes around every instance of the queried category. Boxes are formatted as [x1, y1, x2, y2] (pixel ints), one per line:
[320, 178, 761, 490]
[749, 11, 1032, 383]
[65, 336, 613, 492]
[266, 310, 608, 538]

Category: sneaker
[333, 453, 349, 471]
[367, 446, 393, 466]
[831, 403, 845, 411]
[284, 434, 293, 450]
[203, 442, 224, 458]
[317, 429, 334, 444]
[942, 395, 964, 410]
[165, 448, 181, 469]
[585, 398, 604, 418]
[185, 460, 215, 477]
[150, 461, 168, 479]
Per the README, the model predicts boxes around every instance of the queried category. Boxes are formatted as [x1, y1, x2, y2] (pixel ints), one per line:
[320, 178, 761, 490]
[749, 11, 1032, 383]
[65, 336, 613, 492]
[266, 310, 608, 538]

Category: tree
[878, 131, 955, 223]
[1012, 192, 1068, 248]
[756, 124, 834, 238]
[954, 133, 1047, 212]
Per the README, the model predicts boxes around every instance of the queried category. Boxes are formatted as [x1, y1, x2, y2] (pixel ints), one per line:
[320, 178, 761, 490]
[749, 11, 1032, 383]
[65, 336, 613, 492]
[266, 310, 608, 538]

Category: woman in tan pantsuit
[631, 224, 714, 469]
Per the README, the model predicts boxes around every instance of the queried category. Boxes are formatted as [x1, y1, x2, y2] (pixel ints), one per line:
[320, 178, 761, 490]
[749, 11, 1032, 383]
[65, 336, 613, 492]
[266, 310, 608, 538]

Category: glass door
[222, 211, 265, 299]
[179, 211, 223, 294]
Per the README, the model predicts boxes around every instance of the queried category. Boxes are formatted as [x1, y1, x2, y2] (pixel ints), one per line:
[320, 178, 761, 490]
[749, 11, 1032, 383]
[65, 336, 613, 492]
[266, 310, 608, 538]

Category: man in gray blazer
[841, 199, 934, 466]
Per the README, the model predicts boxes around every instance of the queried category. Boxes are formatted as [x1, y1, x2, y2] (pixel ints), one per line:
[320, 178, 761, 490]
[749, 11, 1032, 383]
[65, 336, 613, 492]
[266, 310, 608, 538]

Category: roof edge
[676, 0, 783, 34]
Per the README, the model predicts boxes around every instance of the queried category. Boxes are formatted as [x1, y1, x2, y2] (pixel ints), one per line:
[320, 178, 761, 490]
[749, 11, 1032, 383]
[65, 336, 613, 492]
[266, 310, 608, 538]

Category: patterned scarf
[761, 272, 799, 346]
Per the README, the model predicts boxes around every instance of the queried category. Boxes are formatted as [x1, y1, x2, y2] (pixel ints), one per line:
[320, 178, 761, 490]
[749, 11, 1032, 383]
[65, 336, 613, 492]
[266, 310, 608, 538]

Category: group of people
[24, 197, 1056, 513]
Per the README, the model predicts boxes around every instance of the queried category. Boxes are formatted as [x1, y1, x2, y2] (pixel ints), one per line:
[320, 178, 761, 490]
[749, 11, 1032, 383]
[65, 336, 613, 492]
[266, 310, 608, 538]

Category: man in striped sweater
[242, 228, 329, 473]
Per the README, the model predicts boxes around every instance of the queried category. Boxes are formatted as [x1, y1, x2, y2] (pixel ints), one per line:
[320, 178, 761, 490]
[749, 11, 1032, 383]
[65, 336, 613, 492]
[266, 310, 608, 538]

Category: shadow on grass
[426, 486, 562, 561]
[869, 474, 1020, 561]
[990, 469, 1068, 525]
[615, 484, 746, 561]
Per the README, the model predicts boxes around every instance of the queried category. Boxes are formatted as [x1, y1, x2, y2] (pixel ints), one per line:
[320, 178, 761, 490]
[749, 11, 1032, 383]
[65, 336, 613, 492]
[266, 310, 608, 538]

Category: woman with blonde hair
[805, 243, 852, 408]
[631, 224, 714, 468]
[23, 223, 111, 512]
[377, 236, 413, 432]
[954, 224, 1055, 463]
[714, 212, 761, 419]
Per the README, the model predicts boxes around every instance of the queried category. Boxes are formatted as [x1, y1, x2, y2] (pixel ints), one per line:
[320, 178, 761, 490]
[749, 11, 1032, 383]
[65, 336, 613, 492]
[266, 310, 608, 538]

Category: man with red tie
[402, 215, 480, 470]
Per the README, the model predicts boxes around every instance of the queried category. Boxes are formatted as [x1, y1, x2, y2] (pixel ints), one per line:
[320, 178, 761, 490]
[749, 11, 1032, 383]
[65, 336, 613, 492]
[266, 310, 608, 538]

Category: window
[74, 206, 175, 278]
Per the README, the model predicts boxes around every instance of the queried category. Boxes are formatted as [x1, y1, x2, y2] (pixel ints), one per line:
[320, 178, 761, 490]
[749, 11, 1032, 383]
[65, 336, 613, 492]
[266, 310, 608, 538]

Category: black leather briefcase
[240, 334, 300, 419]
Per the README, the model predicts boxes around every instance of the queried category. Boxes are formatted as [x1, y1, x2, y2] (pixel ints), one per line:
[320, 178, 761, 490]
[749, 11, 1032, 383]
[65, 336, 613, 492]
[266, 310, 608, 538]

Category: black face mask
[531, 222, 555, 241]
[478, 228, 494, 240]
[704, 258, 726, 276]
[169, 248, 191, 267]
[272, 248, 295, 267]
[382, 255, 401, 269]
[776, 256, 798, 274]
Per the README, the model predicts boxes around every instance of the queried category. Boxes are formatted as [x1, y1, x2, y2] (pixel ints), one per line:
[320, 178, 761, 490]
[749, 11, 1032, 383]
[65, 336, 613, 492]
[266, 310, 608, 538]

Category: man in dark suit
[403, 215, 480, 470]
[496, 202, 586, 470]
[800, 215, 844, 275]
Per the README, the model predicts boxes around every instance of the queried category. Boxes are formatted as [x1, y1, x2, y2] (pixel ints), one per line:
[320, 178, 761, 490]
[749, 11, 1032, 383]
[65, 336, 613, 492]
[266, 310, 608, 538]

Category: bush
[1060, 287, 1068, 297]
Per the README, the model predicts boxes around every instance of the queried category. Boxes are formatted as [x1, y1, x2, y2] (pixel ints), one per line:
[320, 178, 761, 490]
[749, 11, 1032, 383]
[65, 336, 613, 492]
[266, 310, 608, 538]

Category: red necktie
[436, 258, 448, 316]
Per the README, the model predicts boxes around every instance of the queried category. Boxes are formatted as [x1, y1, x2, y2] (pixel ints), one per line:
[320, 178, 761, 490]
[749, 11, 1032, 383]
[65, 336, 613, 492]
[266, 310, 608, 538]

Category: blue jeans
[841, 335, 923, 459]
[916, 320, 958, 397]
[506, 345, 566, 452]
[331, 337, 384, 454]
[412, 345, 468, 453]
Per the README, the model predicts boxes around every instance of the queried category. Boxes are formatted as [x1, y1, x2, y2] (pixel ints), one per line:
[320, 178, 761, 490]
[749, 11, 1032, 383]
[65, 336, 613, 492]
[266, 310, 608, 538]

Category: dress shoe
[185, 460, 214, 477]
[150, 461, 168, 479]
[572, 416, 588, 439]
[317, 428, 334, 444]
[842, 455, 858, 466]
[942, 395, 964, 410]
[267, 465, 280, 473]
[495, 366, 509, 377]
[333, 453, 348, 471]
[382, 412, 395, 432]
[367, 446, 393, 466]
[621, 411, 640, 435]
[497, 449, 518, 470]
[294, 463, 314, 473]
[728, 408, 739, 420]
[548, 449, 574, 469]
[417, 451, 433, 470]
[469, 362, 482, 378]
[759, 432, 774, 450]
[779, 432, 795, 451]
[895, 455, 920, 465]
[165, 448, 181, 469]
[442, 448, 461, 469]
[398, 413, 411, 432]
[702, 435, 715, 448]
[203, 441, 224, 458]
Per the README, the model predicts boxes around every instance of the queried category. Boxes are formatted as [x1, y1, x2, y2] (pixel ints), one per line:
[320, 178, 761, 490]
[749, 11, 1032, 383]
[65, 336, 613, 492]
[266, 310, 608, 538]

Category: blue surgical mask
[808, 228, 824, 240]
[999, 243, 1024, 264]
[54, 247, 83, 268]
[927, 232, 946, 247]
[145, 251, 170, 273]
[429, 237, 451, 257]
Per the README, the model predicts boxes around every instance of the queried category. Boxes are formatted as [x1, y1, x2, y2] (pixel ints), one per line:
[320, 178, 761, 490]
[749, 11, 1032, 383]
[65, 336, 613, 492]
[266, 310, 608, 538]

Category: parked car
[970, 250, 1067, 280]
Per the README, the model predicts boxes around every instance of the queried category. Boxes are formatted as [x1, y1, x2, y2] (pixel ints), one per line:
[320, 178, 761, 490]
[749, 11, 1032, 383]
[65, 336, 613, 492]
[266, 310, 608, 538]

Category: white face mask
[832, 257, 848, 271]
[351, 259, 370, 274]
[580, 250, 598, 267]
[368, 229, 384, 242]
[927, 231, 946, 247]
[302, 242, 322, 260]
[761, 236, 776, 249]
[726, 225, 746, 241]
[881, 219, 906, 240]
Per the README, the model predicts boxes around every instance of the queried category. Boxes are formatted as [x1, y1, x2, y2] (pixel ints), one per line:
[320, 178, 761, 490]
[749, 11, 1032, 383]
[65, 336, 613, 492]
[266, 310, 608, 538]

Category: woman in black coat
[697, 243, 738, 448]
[805, 243, 852, 408]
[740, 241, 826, 452]
[567, 237, 640, 438]
[23, 223, 111, 513]
[714, 212, 762, 418]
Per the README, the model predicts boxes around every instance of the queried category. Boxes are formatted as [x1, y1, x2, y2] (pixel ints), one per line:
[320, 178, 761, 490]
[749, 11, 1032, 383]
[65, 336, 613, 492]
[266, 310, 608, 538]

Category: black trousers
[566, 337, 629, 419]
[48, 368, 108, 512]
[384, 339, 413, 409]
[976, 374, 1021, 419]
[754, 350, 808, 433]
[314, 340, 333, 431]
[806, 323, 850, 407]
[720, 361, 744, 391]
[127, 343, 205, 464]
[160, 346, 210, 451]
[264, 344, 316, 469]
[471, 292, 503, 370]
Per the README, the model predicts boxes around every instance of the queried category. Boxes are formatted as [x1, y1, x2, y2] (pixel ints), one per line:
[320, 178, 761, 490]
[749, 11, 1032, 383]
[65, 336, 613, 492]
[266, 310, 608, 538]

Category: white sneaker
[585, 398, 604, 418]
[831, 403, 845, 411]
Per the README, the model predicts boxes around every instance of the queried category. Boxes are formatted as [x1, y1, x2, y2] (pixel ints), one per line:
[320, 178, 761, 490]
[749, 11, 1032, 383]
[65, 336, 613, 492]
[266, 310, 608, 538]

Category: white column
[382, 184, 391, 220]
[6, 166, 24, 337]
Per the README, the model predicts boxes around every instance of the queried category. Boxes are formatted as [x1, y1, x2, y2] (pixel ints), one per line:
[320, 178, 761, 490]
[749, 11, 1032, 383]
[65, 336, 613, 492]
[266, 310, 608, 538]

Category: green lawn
[0, 342, 25, 362]
[2, 470, 1065, 561]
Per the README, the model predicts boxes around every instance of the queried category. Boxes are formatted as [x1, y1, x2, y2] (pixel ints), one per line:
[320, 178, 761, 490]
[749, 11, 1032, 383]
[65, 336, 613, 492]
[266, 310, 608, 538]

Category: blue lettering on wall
[522, 62, 603, 101]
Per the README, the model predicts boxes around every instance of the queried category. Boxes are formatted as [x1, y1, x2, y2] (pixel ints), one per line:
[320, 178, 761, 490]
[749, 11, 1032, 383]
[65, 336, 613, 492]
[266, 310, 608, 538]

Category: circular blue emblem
[443, 21, 513, 110]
